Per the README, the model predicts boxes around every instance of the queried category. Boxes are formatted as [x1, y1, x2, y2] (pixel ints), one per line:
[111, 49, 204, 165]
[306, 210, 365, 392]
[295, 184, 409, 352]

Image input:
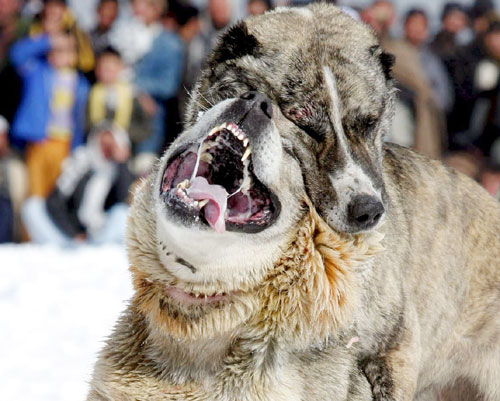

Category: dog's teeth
[243, 138, 249, 147]
[198, 199, 209, 208]
[238, 134, 245, 141]
[241, 147, 252, 161]
[177, 179, 190, 189]
[208, 127, 219, 137]
[200, 152, 213, 163]
[221, 122, 227, 130]
[193, 201, 199, 207]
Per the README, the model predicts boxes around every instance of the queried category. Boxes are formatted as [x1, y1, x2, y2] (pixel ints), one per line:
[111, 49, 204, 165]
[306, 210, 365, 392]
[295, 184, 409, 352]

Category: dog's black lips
[160, 123, 280, 233]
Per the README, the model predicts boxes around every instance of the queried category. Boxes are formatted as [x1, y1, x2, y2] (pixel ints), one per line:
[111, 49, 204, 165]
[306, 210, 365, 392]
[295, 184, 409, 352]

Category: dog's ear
[211, 21, 261, 64]
[379, 52, 395, 81]
[369, 45, 395, 81]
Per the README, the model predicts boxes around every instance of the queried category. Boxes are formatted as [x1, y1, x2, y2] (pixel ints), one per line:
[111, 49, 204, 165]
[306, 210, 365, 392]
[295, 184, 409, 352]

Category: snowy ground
[0, 244, 133, 401]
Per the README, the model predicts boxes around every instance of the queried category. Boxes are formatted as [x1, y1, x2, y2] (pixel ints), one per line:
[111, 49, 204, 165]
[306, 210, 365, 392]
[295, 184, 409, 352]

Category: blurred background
[1, 0, 500, 246]
[0, 0, 499, 399]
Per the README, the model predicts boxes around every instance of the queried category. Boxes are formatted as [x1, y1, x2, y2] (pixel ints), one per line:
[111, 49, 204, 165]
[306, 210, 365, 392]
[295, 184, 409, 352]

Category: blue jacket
[134, 29, 185, 101]
[10, 35, 90, 149]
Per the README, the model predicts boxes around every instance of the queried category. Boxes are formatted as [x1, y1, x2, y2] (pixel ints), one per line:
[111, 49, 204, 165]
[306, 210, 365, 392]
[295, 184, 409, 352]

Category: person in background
[361, 0, 396, 41]
[90, 0, 119, 55]
[0, 115, 28, 243]
[129, 0, 184, 175]
[88, 45, 153, 163]
[29, 0, 95, 73]
[470, 0, 495, 38]
[404, 8, 454, 113]
[431, 2, 469, 66]
[22, 122, 133, 245]
[365, 0, 445, 159]
[0, 0, 30, 67]
[0, 0, 30, 125]
[0, 117, 13, 242]
[88, 46, 133, 133]
[204, 0, 232, 46]
[247, 0, 272, 16]
[22, 0, 43, 18]
[166, 2, 201, 119]
[10, 33, 89, 198]
[443, 19, 500, 181]
[180, 0, 232, 98]
[481, 139, 500, 197]
[445, 4, 498, 151]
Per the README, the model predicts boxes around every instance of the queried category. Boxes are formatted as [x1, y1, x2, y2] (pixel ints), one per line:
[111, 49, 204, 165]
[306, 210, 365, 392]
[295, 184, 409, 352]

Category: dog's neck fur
[126, 196, 383, 387]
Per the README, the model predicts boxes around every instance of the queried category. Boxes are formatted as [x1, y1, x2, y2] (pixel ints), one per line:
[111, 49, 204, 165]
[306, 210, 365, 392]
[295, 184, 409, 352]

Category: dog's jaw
[153, 97, 305, 291]
[155, 206, 288, 288]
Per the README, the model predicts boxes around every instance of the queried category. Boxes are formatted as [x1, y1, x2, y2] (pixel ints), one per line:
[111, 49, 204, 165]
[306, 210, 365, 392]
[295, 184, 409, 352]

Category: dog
[87, 4, 500, 401]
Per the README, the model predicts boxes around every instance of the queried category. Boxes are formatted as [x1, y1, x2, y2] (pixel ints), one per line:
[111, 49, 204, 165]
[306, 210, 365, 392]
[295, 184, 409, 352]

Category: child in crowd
[22, 122, 133, 245]
[88, 46, 152, 171]
[88, 46, 133, 131]
[29, 0, 95, 73]
[10, 32, 89, 198]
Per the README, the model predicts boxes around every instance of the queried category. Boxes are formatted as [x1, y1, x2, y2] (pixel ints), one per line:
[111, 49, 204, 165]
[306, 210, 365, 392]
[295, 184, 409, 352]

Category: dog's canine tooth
[243, 138, 249, 147]
[200, 152, 213, 163]
[208, 126, 219, 137]
[241, 147, 252, 162]
[198, 199, 209, 208]
[177, 179, 190, 189]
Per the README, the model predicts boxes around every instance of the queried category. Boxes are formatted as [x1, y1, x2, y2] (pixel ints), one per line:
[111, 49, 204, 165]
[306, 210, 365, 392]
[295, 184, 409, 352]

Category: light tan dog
[88, 4, 500, 400]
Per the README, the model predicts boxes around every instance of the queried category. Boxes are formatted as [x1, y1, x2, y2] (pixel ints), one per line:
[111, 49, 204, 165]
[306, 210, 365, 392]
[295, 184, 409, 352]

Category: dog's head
[128, 4, 390, 337]
[186, 4, 395, 235]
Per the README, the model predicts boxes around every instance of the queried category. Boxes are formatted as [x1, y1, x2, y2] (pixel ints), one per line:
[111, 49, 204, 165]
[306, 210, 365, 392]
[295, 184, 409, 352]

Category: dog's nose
[347, 195, 385, 230]
[240, 91, 273, 119]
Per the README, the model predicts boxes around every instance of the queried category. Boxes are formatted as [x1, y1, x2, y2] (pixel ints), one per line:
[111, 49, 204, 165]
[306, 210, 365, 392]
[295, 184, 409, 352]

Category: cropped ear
[369, 45, 395, 81]
[211, 21, 261, 64]
[379, 52, 395, 81]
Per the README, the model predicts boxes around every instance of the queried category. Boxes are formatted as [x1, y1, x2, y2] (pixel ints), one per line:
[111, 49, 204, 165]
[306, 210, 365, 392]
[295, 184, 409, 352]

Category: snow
[0, 244, 133, 401]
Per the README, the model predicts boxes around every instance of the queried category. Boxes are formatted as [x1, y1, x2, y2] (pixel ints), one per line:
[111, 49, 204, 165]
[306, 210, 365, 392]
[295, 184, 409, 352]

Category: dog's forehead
[218, 6, 386, 115]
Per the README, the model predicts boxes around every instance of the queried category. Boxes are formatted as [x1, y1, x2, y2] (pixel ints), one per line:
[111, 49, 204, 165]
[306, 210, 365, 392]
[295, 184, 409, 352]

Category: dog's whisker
[185, 86, 209, 111]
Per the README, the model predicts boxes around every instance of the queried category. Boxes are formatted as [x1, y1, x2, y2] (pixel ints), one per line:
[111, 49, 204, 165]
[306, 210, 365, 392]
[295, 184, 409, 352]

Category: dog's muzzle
[160, 92, 281, 234]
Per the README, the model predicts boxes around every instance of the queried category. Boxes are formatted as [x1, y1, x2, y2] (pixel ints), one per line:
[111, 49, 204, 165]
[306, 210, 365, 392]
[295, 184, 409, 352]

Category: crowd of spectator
[0, 0, 499, 245]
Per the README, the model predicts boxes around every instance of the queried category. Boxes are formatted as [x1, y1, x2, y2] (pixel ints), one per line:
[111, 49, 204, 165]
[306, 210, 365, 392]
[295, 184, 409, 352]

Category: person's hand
[0, 132, 9, 158]
[137, 93, 157, 116]
[113, 145, 131, 163]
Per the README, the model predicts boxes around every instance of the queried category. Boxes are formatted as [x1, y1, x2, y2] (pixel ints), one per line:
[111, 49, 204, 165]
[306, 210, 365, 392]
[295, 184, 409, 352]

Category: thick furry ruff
[128, 177, 382, 346]
[88, 178, 383, 400]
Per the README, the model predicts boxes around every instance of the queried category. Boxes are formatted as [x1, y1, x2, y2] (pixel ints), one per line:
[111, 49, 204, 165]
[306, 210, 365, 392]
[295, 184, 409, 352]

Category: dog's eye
[348, 116, 378, 137]
[284, 106, 325, 142]
[299, 124, 324, 142]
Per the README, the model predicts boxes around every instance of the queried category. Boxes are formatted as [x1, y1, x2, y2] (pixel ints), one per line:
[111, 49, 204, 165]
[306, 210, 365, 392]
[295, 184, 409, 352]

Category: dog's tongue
[187, 177, 228, 233]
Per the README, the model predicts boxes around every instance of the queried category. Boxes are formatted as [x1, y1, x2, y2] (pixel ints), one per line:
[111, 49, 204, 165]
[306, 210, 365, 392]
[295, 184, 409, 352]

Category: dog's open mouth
[161, 122, 279, 233]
